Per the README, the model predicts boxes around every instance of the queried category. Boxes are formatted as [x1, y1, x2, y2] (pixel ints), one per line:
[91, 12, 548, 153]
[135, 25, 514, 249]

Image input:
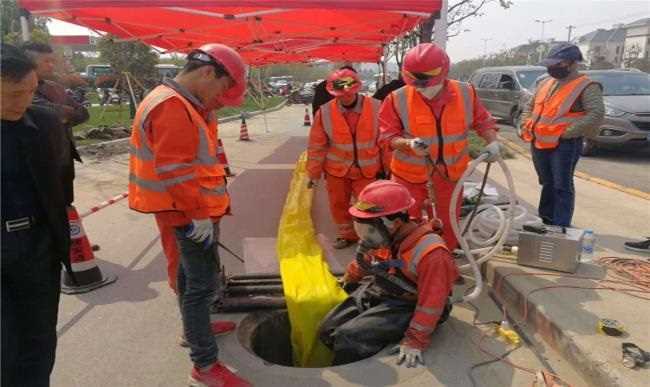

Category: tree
[1, 0, 50, 44]
[97, 35, 158, 85]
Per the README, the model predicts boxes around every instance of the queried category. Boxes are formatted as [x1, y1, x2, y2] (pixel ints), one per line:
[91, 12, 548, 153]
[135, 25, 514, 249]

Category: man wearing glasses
[128, 44, 250, 387]
[378, 43, 501, 250]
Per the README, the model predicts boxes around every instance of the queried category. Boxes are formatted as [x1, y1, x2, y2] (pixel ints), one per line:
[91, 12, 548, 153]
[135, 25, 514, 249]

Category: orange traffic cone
[239, 113, 250, 141]
[216, 138, 235, 177]
[61, 206, 117, 294]
[303, 106, 311, 126]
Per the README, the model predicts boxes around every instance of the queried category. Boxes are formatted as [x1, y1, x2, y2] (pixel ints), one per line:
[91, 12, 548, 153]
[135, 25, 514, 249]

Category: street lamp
[534, 19, 552, 42]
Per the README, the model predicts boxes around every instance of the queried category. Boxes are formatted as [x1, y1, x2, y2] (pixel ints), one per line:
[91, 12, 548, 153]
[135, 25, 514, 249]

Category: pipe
[225, 284, 284, 296]
[213, 296, 286, 313]
[449, 154, 517, 301]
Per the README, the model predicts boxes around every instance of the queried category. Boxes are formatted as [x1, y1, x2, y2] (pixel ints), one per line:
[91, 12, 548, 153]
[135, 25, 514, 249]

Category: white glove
[409, 138, 429, 156]
[186, 219, 214, 245]
[482, 141, 502, 162]
[391, 344, 425, 368]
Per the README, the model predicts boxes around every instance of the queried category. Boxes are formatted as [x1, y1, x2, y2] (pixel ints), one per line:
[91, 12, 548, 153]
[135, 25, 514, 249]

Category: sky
[47, 0, 650, 63]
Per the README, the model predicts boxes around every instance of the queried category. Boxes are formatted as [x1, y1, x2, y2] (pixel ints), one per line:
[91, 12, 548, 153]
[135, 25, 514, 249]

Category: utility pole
[19, 8, 31, 43]
[481, 38, 492, 63]
[433, 0, 449, 49]
[566, 25, 576, 42]
[535, 19, 553, 42]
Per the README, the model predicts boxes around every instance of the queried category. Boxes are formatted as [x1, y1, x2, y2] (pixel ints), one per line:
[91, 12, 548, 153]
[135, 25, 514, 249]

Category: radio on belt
[516, 224, 585, 273]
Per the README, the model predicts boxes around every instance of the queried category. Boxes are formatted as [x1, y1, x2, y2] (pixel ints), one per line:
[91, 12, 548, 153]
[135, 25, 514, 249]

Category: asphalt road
[498, 124, 650, 194]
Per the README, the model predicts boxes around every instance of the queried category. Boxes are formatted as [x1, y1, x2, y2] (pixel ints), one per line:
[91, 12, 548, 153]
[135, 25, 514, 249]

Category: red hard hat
[349, 180, 415, 219]
[326, 69, 361, 97]
[402, 43, 450, 88]
[197, 43, 248, 106]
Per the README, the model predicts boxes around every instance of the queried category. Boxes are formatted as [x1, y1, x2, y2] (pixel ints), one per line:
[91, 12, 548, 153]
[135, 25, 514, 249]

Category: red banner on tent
[20, 0, 442, 65]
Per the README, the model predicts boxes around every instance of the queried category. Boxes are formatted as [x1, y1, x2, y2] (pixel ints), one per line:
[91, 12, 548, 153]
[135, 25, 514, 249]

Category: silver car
[581, 70, 650, 155]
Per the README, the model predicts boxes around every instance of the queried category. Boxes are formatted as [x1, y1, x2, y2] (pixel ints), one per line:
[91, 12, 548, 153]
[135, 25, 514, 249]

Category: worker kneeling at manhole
[318, 180, 458, 368]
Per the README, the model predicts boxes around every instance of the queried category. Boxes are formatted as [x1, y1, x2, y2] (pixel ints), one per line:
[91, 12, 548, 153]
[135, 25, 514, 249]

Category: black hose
[461, 162, 492, 237]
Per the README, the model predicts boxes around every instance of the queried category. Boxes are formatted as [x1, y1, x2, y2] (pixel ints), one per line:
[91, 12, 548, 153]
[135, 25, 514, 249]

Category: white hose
[448, 154, 517, 301]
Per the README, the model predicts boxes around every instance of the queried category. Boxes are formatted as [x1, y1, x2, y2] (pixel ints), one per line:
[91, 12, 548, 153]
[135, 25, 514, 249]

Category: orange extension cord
[467, 256, 650, 387]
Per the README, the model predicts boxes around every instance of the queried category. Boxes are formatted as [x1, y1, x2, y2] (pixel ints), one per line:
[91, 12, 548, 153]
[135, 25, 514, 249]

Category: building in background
[622, 18, 650, 65]
[50, 35, 97, 55]
[575, 27, 626, 68]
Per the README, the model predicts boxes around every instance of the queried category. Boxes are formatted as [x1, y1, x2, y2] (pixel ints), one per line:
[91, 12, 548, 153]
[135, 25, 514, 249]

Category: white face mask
[416, 84, 444, 99]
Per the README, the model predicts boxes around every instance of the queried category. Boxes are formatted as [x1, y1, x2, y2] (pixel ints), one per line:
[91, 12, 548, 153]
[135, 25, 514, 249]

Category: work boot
[179, 321, 236, 347]
[624, 238, 650, 254]
[189, 362, 251, 387]
[333, 238, 355, 249]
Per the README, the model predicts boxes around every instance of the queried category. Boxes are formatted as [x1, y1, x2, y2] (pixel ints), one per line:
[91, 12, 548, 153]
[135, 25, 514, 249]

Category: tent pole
[258, 69, 269, 133]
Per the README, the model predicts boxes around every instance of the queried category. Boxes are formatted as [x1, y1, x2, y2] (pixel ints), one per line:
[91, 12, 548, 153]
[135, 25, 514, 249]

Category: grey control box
[517, 227, 585, 273]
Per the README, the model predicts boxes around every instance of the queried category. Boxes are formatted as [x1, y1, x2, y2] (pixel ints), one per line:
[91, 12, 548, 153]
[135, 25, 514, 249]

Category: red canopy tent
[19, 0, 442, 65]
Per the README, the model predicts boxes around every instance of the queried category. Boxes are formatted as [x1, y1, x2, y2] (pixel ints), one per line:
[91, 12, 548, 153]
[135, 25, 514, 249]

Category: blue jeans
[175, 222, 221, 369]
[531, 138, 582, 227]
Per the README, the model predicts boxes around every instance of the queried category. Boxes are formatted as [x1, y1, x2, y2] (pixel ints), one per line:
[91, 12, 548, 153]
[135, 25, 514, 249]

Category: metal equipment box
[517, 227, 584, 273]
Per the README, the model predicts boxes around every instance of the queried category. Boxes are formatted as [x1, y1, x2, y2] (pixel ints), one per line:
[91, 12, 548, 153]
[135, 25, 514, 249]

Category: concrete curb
[77, 99, 288, 155]
[485, 261, 621, 387]
[499, 135, 650, 201]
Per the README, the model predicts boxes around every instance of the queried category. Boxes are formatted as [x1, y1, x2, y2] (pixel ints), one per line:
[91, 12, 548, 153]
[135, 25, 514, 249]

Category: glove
[186, 219, 214, 245]
[307, 180, 317, 189]
[391, 344, 425, 368]
[482, 141, 502, 162]
[409, 138, 429, 156]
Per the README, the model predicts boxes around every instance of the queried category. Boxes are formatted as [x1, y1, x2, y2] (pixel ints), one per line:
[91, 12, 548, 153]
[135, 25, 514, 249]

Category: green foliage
[627, 58, 650, 73]
[1, 0, 50, 44]
[97, 35, 158, 81]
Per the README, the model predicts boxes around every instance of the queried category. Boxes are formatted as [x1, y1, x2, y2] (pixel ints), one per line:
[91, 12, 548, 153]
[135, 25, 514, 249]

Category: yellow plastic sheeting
[276, 151, 347, 367]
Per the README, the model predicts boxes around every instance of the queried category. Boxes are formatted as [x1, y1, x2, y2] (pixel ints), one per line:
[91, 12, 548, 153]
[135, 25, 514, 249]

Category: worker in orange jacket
[307, 68, 386, 249]
[319, 180, 459, 367]
[378, 43, 501, 250]
[128, 44, 250, 387]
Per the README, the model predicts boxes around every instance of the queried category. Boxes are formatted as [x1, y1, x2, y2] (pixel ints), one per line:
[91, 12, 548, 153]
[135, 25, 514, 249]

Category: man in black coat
[23, 41, 89, 206]
[1, 43, 71, 387]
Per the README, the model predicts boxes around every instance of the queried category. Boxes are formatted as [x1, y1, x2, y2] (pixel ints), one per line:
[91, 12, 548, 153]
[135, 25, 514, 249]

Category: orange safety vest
[391, 81, 474, 183]
[128, 85, 229, 216]
[397, 227, 448, 285]
[522, 75, 594, 149]
[317, 96, 382, 178]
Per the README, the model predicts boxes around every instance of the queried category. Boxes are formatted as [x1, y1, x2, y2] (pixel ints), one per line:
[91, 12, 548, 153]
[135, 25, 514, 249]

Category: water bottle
[581, 229, 595, 262]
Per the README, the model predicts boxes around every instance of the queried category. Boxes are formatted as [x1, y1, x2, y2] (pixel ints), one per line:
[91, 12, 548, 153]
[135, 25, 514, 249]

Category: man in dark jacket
[1, 43, 71, 387]
[372, 76, 405, 101]
[23, 41, 89, 205]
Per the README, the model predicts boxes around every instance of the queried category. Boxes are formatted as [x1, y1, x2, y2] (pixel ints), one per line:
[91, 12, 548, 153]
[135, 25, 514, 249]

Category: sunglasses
[331, 77, 359, 91]
[187, 50, 232, 79]
[403, 67, 443, 81]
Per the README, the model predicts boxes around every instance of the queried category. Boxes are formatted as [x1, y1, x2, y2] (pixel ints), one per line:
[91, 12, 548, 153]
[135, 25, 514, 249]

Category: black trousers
[2, 223, 61, 387]
[318, 281, 416, 365]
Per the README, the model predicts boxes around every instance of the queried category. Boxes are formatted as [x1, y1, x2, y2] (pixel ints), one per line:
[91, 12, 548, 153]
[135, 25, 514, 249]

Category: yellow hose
[276, 152, 347, 367]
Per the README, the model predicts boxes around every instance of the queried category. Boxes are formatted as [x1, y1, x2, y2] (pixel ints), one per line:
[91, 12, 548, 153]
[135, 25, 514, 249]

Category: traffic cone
[303, 106, 311, 126]
[239, 113, 250, 141]
[61, 206, 117, 295]
[216, 138, 235, 177]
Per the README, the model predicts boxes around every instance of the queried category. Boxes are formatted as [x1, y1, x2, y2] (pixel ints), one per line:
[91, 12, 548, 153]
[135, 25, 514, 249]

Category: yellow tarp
[276, 152, 348, 367]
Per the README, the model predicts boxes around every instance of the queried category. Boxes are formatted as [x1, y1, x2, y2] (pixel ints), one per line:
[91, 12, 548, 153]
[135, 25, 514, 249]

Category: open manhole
[238, 309, 377, 367]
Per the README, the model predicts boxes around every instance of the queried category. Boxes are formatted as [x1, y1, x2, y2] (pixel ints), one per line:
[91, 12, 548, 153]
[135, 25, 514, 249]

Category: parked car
[580, 70, 650, 155]
[470, 65, 547, 129]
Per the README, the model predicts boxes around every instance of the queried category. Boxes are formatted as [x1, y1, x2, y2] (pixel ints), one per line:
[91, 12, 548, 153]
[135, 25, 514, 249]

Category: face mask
[548, 66, 571, 80]
[416, 83, 444, 99]
[353, 217, 396, 250]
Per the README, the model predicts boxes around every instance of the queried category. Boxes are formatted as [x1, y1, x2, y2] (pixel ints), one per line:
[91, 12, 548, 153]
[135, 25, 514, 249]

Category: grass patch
[74, 96, 285, 134]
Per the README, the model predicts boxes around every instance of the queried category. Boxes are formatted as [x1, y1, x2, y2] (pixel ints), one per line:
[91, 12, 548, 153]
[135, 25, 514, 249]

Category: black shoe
[624, 238, 650, 254]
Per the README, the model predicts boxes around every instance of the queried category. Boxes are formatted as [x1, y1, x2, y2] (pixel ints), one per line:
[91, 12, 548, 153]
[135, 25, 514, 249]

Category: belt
[4, 216, 38, 232]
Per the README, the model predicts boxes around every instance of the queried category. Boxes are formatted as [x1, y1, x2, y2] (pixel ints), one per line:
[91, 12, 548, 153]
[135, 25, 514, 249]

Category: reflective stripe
[408, 234, 444, 274]
[410, 321, 434, 333]
[308, 155, 325, 161]
[321, 103, 334, 139]
[196, 127, 218, 165]
[129, 143, 155, 161]
[457, 82, 474, 130]
[358, 158, 376, 167]
[444, 146, 470, 165]
[326, 153, 349, 163]
[371, 98, 381, 134]
[535, 134, 559, 143]
[129, 172, 195, 192]
[332, 143, 354, 151]
[415, 305, 442, 316]
[535, 115, 582, 125]
[555, 77, 592, 117]
[154, 162, 194, 174]
[356, 140, 376, 150]
[394, 87, 412, 136]
[442, 132, 467, 144]
[132, 89, 178, 161]
[200, 184, 227, 196]
[394, 150, 426, 165]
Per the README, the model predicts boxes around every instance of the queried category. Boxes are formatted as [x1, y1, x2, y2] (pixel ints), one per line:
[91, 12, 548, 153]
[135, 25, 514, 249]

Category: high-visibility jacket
[345, 223, 458, 349]
[307, 96, 382, 179]
[522, 75, 594, 149]
[128, 85, 229, 217]
[390, 81, 475, 183]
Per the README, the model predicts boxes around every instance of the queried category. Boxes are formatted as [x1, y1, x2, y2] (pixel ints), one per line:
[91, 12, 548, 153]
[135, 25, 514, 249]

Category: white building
[575, 27, 626, 67]
[623, 18, 650, 63]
